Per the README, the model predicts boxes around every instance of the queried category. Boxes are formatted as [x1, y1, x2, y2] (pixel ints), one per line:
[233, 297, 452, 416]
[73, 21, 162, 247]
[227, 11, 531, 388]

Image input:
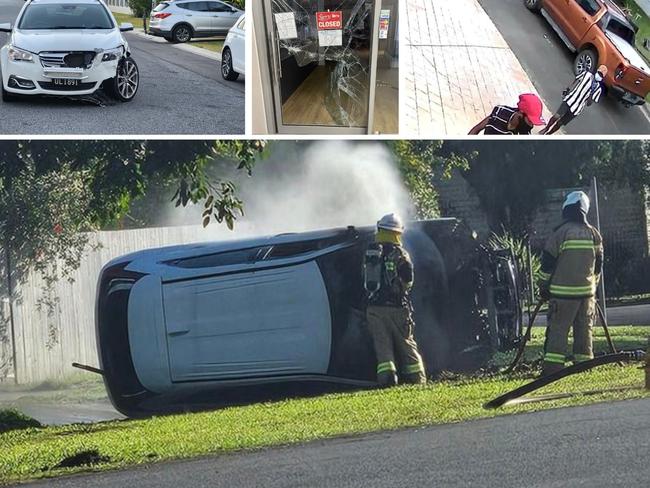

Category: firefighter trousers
[542, 297, 596, 376]
[366, 305, 426, 386]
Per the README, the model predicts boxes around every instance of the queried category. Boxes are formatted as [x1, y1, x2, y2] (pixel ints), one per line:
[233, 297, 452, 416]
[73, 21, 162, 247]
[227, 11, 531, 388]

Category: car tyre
[106, 57, 140, 102]
[172, 24, 192, 43]
[523, 0, 541, 12]
[574, 48, 597, 76]
[221, 47, 239, 81]
[1, 83, 17, 103]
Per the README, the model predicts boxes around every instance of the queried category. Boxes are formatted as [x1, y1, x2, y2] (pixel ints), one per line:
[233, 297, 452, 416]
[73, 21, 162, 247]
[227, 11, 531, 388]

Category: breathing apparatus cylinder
[364, 242, 383, 300]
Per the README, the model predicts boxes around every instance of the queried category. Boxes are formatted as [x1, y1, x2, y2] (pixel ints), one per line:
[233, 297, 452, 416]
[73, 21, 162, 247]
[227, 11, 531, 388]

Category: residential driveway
[12, 398, 650, 487]
[479, 0, 650, 135]
[0, 0, 244, 135]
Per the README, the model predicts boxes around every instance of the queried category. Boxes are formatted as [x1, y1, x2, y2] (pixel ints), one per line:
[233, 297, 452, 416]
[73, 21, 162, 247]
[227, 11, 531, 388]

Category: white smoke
[162, 141, 413, 238]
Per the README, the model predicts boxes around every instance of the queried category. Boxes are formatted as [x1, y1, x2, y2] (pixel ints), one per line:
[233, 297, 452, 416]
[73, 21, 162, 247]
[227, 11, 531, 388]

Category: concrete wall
[106, 0, 133, 15]
[0, 226, 217, 385]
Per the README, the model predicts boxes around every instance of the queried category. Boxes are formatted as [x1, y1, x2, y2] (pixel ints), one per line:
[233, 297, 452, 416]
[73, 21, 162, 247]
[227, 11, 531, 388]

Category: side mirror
[644, 38, 650, 50]
[119, 23, 134, 32]
[0, 23, 12, 33]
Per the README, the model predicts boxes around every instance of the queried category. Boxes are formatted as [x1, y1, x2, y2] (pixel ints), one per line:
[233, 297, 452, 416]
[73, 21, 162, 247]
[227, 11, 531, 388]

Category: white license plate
[53, 78, 80, 87]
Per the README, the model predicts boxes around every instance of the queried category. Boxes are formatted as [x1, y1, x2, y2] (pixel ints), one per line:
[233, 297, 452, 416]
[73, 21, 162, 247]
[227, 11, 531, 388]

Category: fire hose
[486, 349, 647, 409]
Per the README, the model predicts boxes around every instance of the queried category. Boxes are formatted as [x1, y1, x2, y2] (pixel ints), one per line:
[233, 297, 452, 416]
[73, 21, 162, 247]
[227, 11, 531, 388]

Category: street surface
[479, 0, 650, 135]
[0, 0, 244, 134]
[12, 398, 650, 487]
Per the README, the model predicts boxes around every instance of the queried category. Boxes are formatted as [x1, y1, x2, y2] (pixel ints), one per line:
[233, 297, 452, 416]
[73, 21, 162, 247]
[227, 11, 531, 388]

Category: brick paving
[403, 0, 553, 136]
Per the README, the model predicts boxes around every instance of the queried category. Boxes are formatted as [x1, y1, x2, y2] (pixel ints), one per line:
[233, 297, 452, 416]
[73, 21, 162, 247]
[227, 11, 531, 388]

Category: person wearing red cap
[469, 93, 545, 135]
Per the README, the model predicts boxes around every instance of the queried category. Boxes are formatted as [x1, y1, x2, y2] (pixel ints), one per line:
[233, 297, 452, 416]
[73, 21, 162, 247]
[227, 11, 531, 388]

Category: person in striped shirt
[537, 191, 603, 377]
[540, 65, 607, 135]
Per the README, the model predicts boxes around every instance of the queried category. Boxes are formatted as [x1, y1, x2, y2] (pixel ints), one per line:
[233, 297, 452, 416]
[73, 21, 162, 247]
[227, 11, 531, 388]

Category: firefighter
[538, 191, 604, 376]
[363, 213, 426, 386]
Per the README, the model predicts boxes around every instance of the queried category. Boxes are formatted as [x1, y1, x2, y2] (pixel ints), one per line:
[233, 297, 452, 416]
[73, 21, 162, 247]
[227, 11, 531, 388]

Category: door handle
[168, 329, 190, 337]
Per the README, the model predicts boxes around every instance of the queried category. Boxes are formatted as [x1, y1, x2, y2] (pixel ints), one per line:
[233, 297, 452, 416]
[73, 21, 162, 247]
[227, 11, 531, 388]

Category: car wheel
[107, 57, 140, 102]
[1, 83, 17, 103]
[574, 49, 597, 76]
[172, 24, 192, 43]
[523, 0, 541, 12]
[221, 47, 239, 81]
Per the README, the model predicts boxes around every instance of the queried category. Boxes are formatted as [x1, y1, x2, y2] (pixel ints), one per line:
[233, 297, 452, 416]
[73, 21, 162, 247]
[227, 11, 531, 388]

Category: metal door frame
[260, 0, 383, 135]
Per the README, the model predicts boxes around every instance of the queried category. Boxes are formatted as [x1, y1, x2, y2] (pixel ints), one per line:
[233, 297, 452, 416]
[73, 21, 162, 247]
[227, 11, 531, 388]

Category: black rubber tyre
[164, 37, 174, 43]
[221, 47, 239, 81]
[574, 48, 598, 76]
[1, 83, 17, 102]
[106, 57, 140, 102]
[172, 23, 193, 43]
[523, 0, 541, 12]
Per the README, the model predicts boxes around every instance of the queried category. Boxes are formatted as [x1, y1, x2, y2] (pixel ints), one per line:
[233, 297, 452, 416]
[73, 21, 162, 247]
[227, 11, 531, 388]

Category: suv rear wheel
[172, 24, 192, 43]
[523, 0, 541, 11]
[106, 57, 140, 102]
[574, 49, 597, 75]
[221, 47, 239, 81]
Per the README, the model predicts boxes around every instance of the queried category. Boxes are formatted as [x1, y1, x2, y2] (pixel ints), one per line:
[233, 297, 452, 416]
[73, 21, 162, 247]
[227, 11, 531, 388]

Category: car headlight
[101, 47, 123, 62]
[8, 45, 34, 63]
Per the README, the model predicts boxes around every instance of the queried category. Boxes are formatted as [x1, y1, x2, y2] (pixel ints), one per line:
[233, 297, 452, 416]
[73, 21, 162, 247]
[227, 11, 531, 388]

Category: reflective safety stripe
[560, 240, 596, 252]
[377, 361, 397, 374]
[538, 271, 552, 282]
[550, 284, 595, 296]
[544, 352, 566, 364]
[573, 354, 593, 363]
[402, 363, 424, 375]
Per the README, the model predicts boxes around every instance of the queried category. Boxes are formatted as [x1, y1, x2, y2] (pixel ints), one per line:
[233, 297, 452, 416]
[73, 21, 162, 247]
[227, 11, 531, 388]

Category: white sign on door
[318, 29, 342, 47]
[274, 12, 298, 40]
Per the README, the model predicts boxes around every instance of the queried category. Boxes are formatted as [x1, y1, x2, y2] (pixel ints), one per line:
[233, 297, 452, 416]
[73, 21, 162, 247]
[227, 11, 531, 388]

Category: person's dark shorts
[555, 102, 577, 126]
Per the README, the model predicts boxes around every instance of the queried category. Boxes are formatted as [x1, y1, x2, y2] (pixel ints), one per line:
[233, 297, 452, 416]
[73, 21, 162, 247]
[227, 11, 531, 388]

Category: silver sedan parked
[149, 0, 242, 43]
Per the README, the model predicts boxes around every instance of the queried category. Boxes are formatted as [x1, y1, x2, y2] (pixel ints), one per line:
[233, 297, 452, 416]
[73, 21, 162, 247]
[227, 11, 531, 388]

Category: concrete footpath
[403, 0, 553, 136]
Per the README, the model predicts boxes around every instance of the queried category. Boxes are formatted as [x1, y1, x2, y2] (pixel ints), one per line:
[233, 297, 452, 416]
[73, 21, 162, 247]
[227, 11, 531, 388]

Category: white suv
[149, 0, 242, 43]
[0, 0, 139, 103]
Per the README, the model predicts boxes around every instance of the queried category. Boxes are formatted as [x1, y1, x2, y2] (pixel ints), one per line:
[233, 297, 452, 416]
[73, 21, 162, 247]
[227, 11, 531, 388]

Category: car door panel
[210, 1, 238, 32]
[163, 261, 332, 382]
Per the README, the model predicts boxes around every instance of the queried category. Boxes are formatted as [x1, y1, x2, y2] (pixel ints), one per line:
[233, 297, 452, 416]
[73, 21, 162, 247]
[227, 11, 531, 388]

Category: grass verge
[1, 327, 647, 485]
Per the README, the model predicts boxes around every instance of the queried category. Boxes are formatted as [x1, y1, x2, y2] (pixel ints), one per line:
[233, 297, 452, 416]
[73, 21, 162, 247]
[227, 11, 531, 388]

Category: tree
[0, 140, 266, 343]
[441, 140, 649, 236]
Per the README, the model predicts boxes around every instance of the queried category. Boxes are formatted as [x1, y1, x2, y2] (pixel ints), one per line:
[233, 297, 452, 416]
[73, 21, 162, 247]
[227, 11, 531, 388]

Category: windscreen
[153, 2, 169, 12]
[19, 4, 114, 30]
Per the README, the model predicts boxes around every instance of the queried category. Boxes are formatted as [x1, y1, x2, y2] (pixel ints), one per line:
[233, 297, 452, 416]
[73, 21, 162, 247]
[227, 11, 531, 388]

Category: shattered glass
[271, 0, 373, 127]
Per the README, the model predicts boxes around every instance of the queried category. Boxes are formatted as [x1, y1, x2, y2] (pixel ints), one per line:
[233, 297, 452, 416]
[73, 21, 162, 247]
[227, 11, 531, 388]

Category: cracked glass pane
[271, 0, 373, 128]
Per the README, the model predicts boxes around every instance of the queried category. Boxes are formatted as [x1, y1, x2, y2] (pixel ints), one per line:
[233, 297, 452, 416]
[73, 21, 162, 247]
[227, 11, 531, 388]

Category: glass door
[265, 0, 377, 134]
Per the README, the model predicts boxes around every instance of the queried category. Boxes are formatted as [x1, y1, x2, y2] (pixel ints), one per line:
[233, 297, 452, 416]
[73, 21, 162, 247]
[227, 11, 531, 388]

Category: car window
[178, 1, 210, 12]
[208, 2, 232, 12]
[166, 246, 270, 269]
[576, 0, 601, 16]
[606, 18, 636, 44]
[18, 4, 114, 29]
[153, 2, 169, 12]
[236, 16, 245, 29]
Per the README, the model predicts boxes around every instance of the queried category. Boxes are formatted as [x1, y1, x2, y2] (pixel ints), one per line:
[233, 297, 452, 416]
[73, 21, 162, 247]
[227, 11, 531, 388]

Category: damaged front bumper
[1, 47, 120, 97]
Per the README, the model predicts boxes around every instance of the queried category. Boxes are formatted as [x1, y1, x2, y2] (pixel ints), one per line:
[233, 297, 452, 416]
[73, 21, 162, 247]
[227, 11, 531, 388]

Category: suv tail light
[615, 63, 628, 81]
[153, 13, 172, 19]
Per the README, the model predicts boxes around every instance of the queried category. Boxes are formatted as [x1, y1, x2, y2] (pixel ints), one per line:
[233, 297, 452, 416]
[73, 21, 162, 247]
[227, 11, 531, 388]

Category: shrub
[0, 409, 41, 434]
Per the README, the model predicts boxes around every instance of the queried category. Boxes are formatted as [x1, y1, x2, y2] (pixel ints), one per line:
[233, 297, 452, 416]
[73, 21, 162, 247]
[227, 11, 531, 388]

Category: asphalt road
[478, 0, 650, 135]
[0, 0, 244, 135]
[12, 398, 650, 487]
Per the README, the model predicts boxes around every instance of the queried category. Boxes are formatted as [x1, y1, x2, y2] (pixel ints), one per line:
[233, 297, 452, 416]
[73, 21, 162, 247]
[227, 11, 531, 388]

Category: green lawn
[1, 327, 647, 485]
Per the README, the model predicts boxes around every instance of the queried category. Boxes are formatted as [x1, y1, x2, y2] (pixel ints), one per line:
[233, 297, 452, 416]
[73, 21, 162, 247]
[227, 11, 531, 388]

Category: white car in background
[149, 0, 242, 43]
[0, 0, 139, 103]
[221, 14, 244, 81]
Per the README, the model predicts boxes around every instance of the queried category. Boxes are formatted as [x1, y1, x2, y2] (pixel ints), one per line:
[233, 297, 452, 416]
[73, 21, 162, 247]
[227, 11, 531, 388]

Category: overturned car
[93, 219, 523, 417]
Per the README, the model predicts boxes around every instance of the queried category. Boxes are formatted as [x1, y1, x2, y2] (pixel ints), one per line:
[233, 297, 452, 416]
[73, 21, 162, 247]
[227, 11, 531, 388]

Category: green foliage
[488, 230, 541, 302]
[127, 0, 153, 17]
[0, 409, 41, 434]
[388, 140, 468, 219]
[443, 140, 650, 237]
[227, 0, 245, 8]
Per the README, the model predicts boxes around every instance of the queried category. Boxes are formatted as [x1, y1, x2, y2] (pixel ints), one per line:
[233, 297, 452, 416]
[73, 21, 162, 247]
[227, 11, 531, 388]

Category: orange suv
[525, 0, 650, 106]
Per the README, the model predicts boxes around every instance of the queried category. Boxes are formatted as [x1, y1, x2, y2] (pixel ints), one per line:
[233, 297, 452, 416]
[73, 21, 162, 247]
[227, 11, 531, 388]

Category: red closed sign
[316, 11, 342, 30]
